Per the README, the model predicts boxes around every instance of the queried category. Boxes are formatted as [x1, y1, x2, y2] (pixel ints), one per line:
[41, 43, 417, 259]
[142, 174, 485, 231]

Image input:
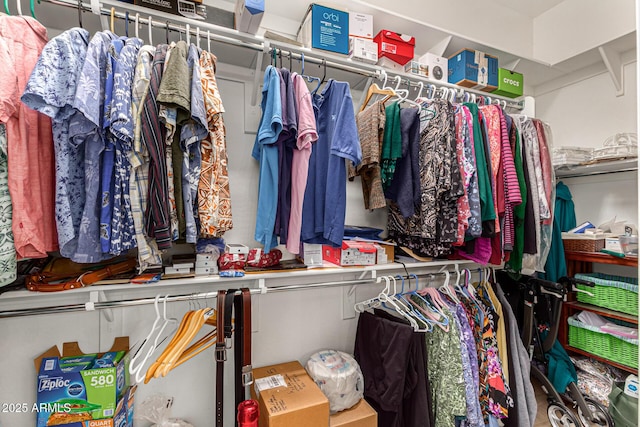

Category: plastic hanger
[76, 0, 82, 28]
[109, 7, 115, 34]
[3, 0, 9, 15]
[185, 23, 190, 45]
[395, 275, 431, 331]
[129, 295, 163, 378]
[382, 276, 420, 331]
[196, 26, 200, 49]
[311, 58, 326, 94]
[15, 0, 21, 16]
[134, 13, 139, 39]
[165, 20, 170, 44]
[124, 11, 129, 37]
[207, 30, 211, 52]
[29, 0, 37, 19]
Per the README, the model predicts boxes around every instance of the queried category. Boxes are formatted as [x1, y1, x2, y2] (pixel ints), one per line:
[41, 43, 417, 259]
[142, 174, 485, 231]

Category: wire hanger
[165, 20, 170, 44]
[311, 58, 326, 94]
[124, 11, 129, 37]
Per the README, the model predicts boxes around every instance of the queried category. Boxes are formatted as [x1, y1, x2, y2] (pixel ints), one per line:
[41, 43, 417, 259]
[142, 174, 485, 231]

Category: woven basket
[568, 317, 638, 368]
[562, 238, 605, 252]
[574, 273, 638, 315]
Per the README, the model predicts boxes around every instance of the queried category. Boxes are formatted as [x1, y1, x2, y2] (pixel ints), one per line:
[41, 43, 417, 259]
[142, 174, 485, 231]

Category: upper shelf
[555, 158, 638, 179]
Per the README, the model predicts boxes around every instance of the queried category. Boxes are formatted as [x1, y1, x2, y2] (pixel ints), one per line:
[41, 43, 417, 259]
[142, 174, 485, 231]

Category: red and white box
[374, 30, 415, 66]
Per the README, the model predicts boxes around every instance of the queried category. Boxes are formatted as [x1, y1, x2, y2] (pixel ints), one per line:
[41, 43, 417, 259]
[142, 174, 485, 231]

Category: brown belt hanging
[215, 290, 227, 427]
[234, 288, 253, 416]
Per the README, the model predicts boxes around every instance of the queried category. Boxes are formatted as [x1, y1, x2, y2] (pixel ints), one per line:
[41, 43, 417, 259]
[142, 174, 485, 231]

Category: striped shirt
[141, 44, 172, 250]
[498, 107, 521, 251]
[130, 45, 161, 270]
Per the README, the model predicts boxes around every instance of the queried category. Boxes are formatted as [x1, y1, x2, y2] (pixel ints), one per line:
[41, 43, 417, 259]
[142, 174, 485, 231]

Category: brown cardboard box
[330, 399, 377, 427]
[250, 361, 330, 427]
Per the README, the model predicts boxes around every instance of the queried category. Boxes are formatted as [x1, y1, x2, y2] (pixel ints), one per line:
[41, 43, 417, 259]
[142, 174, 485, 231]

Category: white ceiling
[483, 0, 566, 18]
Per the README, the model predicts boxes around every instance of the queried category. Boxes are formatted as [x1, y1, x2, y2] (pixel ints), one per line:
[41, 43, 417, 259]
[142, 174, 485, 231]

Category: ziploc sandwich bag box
[297, 3, 349, 55]
[448, 48, 498, 92]
[35, 337, 130, 427]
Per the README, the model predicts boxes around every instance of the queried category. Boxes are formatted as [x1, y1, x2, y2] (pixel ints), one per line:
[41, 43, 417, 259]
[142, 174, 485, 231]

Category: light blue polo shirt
[301, 79, 361, 246]
[252, 65, 283, 252]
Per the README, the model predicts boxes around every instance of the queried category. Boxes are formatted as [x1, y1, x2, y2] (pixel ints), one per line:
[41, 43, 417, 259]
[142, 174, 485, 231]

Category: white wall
[536, 61, 637, 149]
[533, 0, 635, 64]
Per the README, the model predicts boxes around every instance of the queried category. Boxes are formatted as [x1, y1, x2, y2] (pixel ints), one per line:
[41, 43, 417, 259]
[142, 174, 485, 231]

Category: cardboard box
[226, 243, 250, 255]
[35, 338, 130, 427]
[492, 68, 523, 98]
[374, 30, 415, 66]
[448, 48, 498, 92]
[297, 4, 349, 55]
[374, 243, 395, 264]
[301, 243, 324, 267]
[330, 399, 377, 427]
[349, 37, 378, 64]
[419, 52, 448, 82]
[235, 0, 264, 34]
[250, 361, 330, 427]
[323, 241, 377, 266]
[348, 12, 373, 39]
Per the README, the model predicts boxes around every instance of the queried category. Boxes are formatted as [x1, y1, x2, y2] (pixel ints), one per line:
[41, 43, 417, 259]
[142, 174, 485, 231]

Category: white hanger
[133, 294, 178, 383]
[196, 27, 200, 49]
[15, 0, 21, 16]
[134, 13, 139, 39]
[185, 23, 190, 45]
[207, 30, 211, 53]
[129, 295, 163, 380]
[148, 15, 153, 45]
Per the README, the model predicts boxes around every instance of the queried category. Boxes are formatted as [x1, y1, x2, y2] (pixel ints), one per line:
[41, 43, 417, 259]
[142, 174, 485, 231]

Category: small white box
[171, 262, 194, 269]
[605, 237, 622, 252]
[349, 37, 378, 64]
[235, 0, 264, 35]
[302, 243, 324, 267]
[377, 57, 405, 72]
[196, 259, 216, 268]
[196, 253, 216, 262]
[195, 266, 216, 276]
[225, 243, 249, 255]
[165, 266, 192, 275]
[418, 52, 448, 82]
[349, 12, 373, 39]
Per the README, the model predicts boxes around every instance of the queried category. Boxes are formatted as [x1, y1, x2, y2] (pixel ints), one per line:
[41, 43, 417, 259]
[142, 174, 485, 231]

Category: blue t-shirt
[252, 65, 282, 252]
[301, 79, 361, 246]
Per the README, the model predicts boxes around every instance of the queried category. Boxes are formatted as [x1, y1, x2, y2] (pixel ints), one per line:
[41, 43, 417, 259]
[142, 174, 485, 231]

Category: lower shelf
[564, 345, 638, 375]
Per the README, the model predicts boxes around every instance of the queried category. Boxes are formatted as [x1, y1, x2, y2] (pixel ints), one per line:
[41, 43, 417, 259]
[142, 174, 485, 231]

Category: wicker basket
[562, 237, 605, 252]
[568, 317, 638, 368]
[574, 273, 638, 315]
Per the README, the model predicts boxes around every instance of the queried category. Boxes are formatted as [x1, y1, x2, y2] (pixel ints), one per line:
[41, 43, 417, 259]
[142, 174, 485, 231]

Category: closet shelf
[0, 260, 478, 318]
[555, 158, 638, 178]
[564, 345, 638, 375]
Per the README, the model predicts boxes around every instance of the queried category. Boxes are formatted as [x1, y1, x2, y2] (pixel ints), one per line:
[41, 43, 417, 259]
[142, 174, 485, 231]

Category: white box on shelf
[302, 243, 324, 267]
[349, 12, 373, 39]
[195, 266, 217, 276]
[418, 52, 448, 82]
[196, 253, 216, 262]
[165, 266, 192, 275]
[196, 259, 217, 268]
[225, 243, 250, 255]
[234, 0, 264, 34]
[377, 57, 405, 71]
[349, 37, 378, 64]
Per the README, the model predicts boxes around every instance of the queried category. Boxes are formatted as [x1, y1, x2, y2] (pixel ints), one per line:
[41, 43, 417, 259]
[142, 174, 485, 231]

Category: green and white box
[492, 68, 523, 98]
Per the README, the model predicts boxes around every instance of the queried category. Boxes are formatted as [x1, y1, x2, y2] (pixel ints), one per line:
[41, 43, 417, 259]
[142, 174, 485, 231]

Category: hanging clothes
[543, 181, 576, 282]
[130, 44, 162, 270]
[0, 124, 15, 286]
[0, 16, 57, 260]
[285, 72, 317, 255]
[21, 28, 89, 262]
[380, 101, 402, 190]
[349, 100, 386, 211]
[252, 65, 282, 252]
[108, 37, 142, 255]
[301, 79, 361, 246]
[198, 49, 233, 238]
[354, 310, 433, 427]
[180, 44, 208, 243]
[71, 31, 117, 262]
[141, 43, 171, 250]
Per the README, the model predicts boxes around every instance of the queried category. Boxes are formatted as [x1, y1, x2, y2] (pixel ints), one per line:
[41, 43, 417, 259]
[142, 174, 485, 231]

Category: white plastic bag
[306, 350, 364, 414]
[134, 395, 194, 427]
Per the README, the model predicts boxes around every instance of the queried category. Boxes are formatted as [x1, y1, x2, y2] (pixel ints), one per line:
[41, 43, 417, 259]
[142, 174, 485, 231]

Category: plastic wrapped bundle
[306, 350, 364, 413]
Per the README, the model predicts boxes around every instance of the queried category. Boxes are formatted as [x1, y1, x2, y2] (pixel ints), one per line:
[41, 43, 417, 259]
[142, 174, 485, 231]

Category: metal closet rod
[0, 267, 484, 318]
